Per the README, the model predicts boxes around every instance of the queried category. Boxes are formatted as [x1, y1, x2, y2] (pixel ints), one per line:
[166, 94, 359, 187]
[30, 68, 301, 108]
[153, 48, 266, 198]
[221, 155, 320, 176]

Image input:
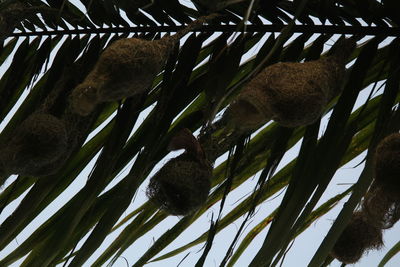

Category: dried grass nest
[147, 128, 212, 215]
[70, 14, 218, 116]
[146, 153, 212, 215]
[70, 37, 171, 116]
[0, 113, 68, 176]
[374, 133, 400, 199]
[225, 59, 340, 129]
[361, 133, 400, 229]
[331, 211, 383, 264]
[224, 37, 356, 130]
[363, 184, 400, 229]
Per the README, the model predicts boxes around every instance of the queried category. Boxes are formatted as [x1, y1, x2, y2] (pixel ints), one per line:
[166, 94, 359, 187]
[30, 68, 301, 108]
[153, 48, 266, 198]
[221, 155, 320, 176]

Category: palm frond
[0, 0, 400, 266]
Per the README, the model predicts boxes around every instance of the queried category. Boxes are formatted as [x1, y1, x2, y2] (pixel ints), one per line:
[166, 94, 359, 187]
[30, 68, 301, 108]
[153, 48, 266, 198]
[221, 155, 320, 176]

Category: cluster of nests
[146, 37, 357, 216]
[331, 133, 400, 264]
[0, 19, 357, 219]
[0, 20, 173, 177]
[0, 69, 95, 178]
[0, 16, 212, 179]
[0, 36, 168, 175]
[197, 37, 356, 163]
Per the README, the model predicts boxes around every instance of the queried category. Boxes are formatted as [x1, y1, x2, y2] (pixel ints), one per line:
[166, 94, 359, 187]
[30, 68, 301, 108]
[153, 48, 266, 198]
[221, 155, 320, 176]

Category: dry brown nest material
[374, 133, 400, 199]
[70, 14, 219, 116]
[0, 113, 68, 176]
[146, 153, 212, 215]
[147, 128, 212, 215]
[70, 37, 170, 116]
[225, 58, 339, 129]
[363, 184, 400, 229]
[224, 78, 272, 131]
[361, 134, 400, 229]
[331, 211, 383, 264]
[224, 37, 356, 130]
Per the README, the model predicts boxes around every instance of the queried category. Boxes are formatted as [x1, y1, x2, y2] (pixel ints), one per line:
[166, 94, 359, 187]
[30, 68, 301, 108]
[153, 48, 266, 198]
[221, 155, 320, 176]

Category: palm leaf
[0, 0, 399, 266]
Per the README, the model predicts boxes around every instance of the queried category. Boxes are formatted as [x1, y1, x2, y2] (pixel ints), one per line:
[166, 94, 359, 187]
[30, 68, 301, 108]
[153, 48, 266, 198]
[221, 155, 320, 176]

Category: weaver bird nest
[70, 37, 171, 116]
[0, 113, 68, 176]
[363, 184, 400, 229]
[374, 133, 400, 199]
[362, 133, 400, 229]
[331, 211, 383, 264]
[224, 37, 356, 130]
[70, 14, 218, 116]
[147, 129, 212, 215]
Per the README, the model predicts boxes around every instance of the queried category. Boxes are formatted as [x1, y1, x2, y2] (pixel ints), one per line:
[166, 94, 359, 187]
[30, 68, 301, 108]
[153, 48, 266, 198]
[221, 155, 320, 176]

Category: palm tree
[0, 0, 399, 266]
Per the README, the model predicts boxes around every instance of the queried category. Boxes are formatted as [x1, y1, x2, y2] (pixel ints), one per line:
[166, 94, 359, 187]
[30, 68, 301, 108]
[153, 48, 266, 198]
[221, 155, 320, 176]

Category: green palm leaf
[0, 1, 400, 266]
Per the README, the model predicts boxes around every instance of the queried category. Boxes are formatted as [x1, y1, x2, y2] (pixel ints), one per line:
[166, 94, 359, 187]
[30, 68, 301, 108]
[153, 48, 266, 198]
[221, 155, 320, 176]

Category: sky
[0, 1, 400, 267]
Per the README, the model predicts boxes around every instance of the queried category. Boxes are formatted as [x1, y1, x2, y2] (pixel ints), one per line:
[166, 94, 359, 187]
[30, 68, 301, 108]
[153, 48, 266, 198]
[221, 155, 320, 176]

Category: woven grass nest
[363, 184, 400, 229]
[374, 133, 400, 199]
[361, 133, 400, 229]
[224, 37, 356, 130]
[331, 211, 383, 264]
[0, 113, 68, 176]
[70, 37, 171, 116]
[146, 129, 212, 215]
[70, 14, 218, 116]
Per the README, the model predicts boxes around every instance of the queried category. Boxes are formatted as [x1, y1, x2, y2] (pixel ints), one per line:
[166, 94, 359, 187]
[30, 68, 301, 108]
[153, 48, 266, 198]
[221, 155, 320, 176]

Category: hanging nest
[0, 113, 68, 176]
[70, 37, 171, 116]
[70, 14, 219, 116]
[374, 133, 400, 199]
[147, 129, 212, 215]
[361, 133, 400, 229]
[146, 153, 212, 215]
[331, 211, 383, 264]
[224, 37, 356, 129]
[363, 133, 400, 229]
[226, 59, 336, 128]
[363, 184, 400, 229]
